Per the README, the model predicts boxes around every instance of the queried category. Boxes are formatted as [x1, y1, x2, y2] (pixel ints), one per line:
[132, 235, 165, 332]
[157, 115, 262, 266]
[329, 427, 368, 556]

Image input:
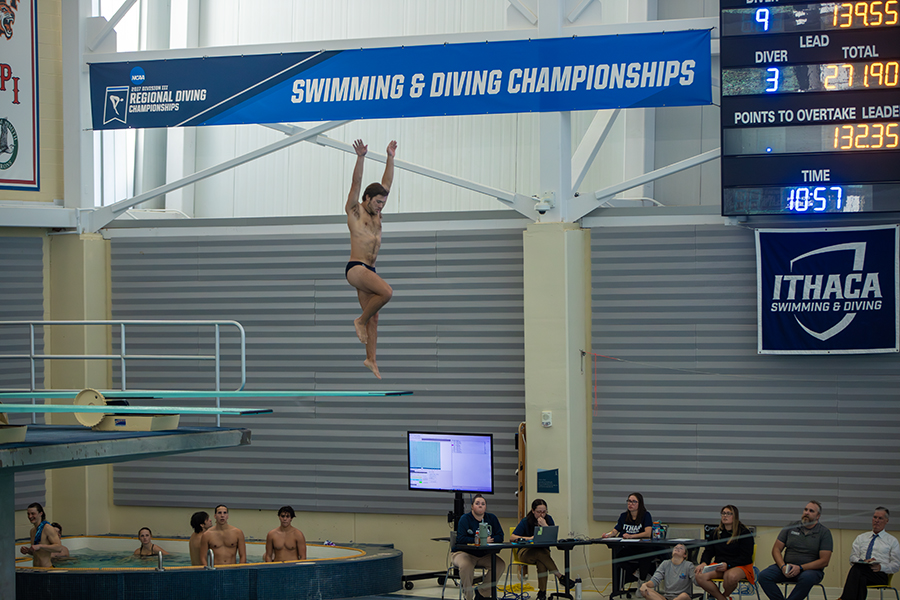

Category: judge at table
[602, 492, 655, 582]
[452, 494, 506, 600]
[510, 498, 576, 600]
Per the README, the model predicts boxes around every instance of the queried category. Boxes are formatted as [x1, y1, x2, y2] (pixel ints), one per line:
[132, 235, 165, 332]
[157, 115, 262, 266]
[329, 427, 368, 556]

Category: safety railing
[0, 320, 246, 424]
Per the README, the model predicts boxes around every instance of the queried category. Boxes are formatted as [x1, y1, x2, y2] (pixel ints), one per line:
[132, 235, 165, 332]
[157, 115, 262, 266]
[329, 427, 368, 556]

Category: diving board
[0, 389, 413, 399]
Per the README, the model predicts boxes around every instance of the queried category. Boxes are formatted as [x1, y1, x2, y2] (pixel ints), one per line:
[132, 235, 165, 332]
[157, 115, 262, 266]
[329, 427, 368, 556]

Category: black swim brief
[345, 261, 376, 277]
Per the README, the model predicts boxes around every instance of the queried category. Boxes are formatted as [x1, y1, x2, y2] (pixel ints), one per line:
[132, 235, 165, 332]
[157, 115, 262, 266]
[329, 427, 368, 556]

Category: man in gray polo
[758, 501, 833, 600]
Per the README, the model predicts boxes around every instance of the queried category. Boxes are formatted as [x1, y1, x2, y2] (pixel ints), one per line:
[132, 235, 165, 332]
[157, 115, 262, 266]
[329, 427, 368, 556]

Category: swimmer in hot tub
[50, 523, 69, 558]
[265, 506, 307, 562]
[201, 504, 247, 565]
[134, 527, 169, 557]
[189, 511, 213, 565]
[20, 502, 64, 568]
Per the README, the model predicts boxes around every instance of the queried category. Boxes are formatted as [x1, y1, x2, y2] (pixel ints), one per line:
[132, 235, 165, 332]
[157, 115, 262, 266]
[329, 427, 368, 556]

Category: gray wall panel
[591, 225, 900, 530]
[110, 230, 524, 517]
[0, 236, 46, 509]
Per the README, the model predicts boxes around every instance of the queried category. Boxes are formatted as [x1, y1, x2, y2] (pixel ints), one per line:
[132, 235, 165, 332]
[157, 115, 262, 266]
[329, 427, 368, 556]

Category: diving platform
[0, 424, 253, 600]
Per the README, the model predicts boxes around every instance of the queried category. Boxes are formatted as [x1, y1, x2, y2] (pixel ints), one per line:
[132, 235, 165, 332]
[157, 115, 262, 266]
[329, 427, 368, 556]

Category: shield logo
[788, 242, 867, 341]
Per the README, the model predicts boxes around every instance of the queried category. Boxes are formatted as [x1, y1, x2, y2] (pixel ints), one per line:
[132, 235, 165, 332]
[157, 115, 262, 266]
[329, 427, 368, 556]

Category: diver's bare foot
[354, 318, 368, 344]
[364, 359, 381, 379]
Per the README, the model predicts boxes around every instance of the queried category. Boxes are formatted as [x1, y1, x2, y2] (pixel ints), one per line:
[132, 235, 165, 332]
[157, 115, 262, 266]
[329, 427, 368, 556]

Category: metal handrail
[0, 320, 247, 426]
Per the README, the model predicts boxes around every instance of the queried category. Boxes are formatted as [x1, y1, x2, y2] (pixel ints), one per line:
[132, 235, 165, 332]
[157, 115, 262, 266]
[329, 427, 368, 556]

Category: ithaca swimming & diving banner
[89, 30, 712, 130]
[756, 225, 899, 354]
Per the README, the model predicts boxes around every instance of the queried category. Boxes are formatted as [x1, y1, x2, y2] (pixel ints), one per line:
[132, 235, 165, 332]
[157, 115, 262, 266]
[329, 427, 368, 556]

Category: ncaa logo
[131, 67, 146, 86]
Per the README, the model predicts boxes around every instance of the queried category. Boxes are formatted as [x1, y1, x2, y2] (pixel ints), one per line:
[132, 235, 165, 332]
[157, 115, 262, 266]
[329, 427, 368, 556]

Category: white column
[61, 0, 95, 210]
[622, 0, 657, 202]
[520, 1, 590, 541]
[165, 0, 200, 216]
[134, 1, 171, 210]
[536, 0, 573, 221]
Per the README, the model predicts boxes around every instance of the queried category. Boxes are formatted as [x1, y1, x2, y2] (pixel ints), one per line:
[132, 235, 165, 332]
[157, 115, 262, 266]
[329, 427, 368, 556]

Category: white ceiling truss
[1, 0, 722, 232]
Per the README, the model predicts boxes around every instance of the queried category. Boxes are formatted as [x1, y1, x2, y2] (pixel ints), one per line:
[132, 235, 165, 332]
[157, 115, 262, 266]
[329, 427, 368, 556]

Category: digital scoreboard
[720, 0, 900, 216]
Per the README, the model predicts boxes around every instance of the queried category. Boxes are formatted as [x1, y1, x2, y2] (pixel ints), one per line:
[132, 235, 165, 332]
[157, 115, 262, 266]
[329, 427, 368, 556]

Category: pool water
[16, 536, 362, 570]
[52, 548, 201, 568]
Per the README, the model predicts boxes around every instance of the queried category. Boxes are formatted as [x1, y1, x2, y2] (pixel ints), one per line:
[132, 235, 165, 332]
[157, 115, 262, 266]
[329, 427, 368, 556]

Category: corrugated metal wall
[109, 228, 525, 516]
[590, 224, 900, 531]
[0, 236, 46, 508]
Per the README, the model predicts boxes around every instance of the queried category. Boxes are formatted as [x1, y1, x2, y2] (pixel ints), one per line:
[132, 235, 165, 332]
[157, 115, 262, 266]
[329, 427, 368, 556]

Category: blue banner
[89, 31, 711, 130]
[756, 226, 899, 354]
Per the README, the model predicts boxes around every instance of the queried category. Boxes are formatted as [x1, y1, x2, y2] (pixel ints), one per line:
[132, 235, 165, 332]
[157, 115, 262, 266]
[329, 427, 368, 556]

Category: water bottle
[652, 521, 661, 540]
[478, 522, 490, 546]
[575, 578, 583, 600]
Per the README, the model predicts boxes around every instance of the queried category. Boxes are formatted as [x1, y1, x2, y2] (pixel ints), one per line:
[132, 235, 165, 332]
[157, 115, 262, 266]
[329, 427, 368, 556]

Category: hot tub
[15, 535, 402, 600]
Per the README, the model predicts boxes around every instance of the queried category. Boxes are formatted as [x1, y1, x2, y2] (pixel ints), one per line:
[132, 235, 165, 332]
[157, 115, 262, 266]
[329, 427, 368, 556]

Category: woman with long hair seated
[694, 505, 755, 600]
[510, 499, 577, 600]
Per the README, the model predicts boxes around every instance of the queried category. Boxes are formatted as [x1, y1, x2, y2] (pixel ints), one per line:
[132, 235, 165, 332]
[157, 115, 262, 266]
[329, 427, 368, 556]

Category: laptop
[533, 525, 559, 543]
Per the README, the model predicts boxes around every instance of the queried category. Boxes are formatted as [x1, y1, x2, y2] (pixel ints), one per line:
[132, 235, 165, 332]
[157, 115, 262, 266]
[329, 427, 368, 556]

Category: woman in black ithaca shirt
[602, 492, 655, 581]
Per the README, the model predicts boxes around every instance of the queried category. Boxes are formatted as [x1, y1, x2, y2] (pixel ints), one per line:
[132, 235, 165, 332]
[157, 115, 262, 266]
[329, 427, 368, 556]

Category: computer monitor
[407, 431, 494, 494]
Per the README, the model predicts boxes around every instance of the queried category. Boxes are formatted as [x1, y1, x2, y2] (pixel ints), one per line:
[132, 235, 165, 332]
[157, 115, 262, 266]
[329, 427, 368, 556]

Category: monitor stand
[401, 491, 468, 591]
[452, 491, 465, 530]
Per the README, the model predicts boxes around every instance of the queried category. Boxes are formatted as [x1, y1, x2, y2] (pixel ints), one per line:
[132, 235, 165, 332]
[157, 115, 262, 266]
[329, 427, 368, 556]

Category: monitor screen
[407, 431, 494, 494]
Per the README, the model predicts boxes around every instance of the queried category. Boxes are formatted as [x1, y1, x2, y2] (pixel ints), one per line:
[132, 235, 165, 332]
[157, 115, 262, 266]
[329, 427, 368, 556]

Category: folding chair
[867, 573, 900, 600]
[502, 527, 561, 600]
[502, 529, 532, 600]
[779, 580, 828, 600]
[443, 531, 487, 600]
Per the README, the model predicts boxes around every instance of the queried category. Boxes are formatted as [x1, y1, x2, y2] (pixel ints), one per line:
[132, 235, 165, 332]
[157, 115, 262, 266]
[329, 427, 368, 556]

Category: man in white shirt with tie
[838, 507, 900, 600]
